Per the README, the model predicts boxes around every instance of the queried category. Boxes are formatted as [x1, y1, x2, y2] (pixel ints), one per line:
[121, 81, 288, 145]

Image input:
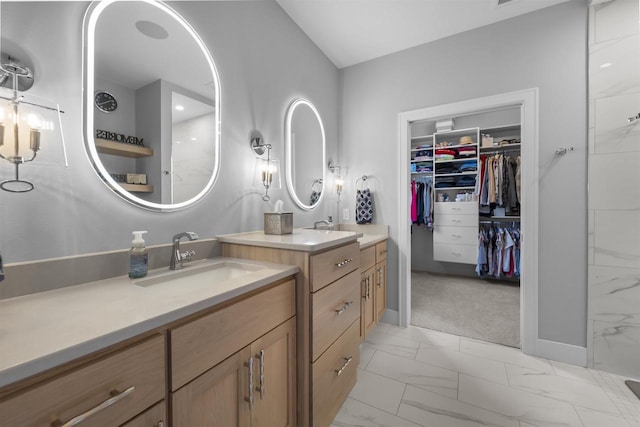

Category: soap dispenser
[129, 231, 148, 279]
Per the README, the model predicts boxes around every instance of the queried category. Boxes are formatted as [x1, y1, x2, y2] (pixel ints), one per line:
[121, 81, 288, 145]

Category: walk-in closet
[410, 107, 523, 348]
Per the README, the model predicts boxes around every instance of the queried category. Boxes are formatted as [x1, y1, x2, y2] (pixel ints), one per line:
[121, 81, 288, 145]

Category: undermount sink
[135, 260, 265, 287]
[302, 226, 364, 238]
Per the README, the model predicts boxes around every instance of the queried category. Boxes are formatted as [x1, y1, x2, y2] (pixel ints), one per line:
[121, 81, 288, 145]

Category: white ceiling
[275, 0, 572, 69]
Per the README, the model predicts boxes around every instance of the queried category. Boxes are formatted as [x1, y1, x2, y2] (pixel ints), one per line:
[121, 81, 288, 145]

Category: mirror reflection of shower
[171, 91, 215, 203]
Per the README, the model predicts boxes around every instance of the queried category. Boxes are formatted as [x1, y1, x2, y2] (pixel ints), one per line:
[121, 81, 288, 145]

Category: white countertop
[358, 233, 388, 249]
[0, 257, 298, 388]
[217, 228, 359, 252]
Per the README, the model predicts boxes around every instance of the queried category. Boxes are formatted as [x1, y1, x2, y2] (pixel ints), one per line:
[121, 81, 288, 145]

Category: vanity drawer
[375, 240, 387, 263]
[360, 246, 376, 271]
[434, 213, 478, 227]
[0, 335, 165, 427]
[311, 269, 360, 361]
[311, 320, 360, 427]
[433, 225, 478, 245]
[434, 201, 478, 215]
[434, 243, 477, 264]
[170, 279, 295, 390]
[310, 242, 360, 292]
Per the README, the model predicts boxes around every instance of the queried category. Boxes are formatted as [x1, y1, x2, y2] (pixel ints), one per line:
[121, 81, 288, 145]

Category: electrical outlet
[342, 208, 349, 221]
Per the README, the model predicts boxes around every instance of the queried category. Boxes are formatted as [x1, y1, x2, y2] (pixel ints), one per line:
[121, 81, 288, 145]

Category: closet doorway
[398, 89, 539, 355]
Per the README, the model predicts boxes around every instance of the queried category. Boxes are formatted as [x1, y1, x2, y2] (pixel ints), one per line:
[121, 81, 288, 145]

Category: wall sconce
[0, 53, 66, 193]
[328, 160, 344, 203]
[251, 130, 280, 201]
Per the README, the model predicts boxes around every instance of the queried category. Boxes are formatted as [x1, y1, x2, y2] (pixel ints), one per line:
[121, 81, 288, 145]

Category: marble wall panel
[589, 265, 640, 325]
[593, 92, 640, 154]
[593, 210, 640, 268]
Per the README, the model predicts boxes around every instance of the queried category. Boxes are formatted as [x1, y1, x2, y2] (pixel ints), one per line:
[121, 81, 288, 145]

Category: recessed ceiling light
[191, 137, 197, 141]
[600, 62, 612, 69]
[175, 105, 184, 111]
[135, 20, 169, 40]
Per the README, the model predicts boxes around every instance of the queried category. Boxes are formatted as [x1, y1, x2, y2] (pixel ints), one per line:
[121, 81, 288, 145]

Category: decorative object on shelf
[481, 134, 494, 147]
[94, 90, 117, 113]
[110, 173, 127, 183]
[95, 129, 144, 146]
[251, 130, 280, 201]
[435, 118, 454, 132]
[0, 52, 67, 193]
[126, 173, 147, 185]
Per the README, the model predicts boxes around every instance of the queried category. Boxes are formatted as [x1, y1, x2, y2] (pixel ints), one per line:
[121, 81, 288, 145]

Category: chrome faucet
[313, 216, 334, 230]
[170, 232, 199, 270]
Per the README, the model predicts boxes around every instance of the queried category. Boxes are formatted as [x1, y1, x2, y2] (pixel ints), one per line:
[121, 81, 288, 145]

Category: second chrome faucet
[170, 232, 199, 270]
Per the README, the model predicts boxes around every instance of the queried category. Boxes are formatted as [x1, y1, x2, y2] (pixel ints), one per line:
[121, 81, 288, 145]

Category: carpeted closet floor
[411, 271, 520, 348]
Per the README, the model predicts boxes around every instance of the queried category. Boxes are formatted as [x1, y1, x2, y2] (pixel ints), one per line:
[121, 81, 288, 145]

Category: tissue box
[264, 212, 293, 235]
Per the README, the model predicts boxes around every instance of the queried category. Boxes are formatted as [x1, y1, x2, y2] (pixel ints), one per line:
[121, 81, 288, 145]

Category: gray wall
[340, 1, 588, 346]
[0, 1, 339, 263]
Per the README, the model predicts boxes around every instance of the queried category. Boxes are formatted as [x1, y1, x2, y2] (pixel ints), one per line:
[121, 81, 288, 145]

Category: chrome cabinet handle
[244, 357, 254, 409]
[256, 349, 265, 400]
[335, 301, 354, 315]
[51, 386, 135, 427]
[366, 277, 371, 300]
[335, 258, 353, 268]
[335, 356, 353, 377]
[157, 422, 165, 427]
[377, 268, 382, 287]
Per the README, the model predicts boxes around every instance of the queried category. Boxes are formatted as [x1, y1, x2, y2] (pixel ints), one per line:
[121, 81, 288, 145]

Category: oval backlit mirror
[83, 0, 220, 211]
[285, 98, 326, 210]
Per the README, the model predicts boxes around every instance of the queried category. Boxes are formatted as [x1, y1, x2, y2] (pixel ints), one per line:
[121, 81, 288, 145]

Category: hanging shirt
[411, 180, 417, 223]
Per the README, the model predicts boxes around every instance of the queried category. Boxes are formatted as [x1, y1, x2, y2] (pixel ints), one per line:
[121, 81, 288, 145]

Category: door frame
[397, 88, 539, 355]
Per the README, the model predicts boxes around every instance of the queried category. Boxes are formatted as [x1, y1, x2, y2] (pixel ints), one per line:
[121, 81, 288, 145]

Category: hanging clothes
[476, 222, 522, 280]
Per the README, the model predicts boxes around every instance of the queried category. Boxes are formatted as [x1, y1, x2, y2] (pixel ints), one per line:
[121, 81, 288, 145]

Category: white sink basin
[135, 260, 265, 287]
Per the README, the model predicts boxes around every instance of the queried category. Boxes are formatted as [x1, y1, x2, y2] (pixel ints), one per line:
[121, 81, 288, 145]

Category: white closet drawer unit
[433, 214, 477, 227]
[434, 202, 478, 215]
[433, 226, 477, 245]
[434, 243, 477, 264]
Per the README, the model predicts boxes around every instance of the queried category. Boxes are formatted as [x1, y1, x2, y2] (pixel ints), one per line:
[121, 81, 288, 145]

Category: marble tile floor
[331, 322, 640, 427]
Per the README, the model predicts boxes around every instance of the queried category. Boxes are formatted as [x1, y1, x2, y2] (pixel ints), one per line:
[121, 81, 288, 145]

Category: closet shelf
[411, 147, 433, 152]
[410, 135, 433, 141]
[411, 158, 433, 163]
[411, 171, 433, 175]
[480, 124, 520, 134]
[434, 171, 477, 178]
[435, 186, 475, 191]
[479, 143, 521, 152]
[435, 157, 477, 164]
[434, 143, 478, 150]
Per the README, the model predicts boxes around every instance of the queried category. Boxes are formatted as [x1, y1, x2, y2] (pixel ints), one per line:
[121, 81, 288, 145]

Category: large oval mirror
[285, 98, 325, 210]
[83, 0, 220, 211]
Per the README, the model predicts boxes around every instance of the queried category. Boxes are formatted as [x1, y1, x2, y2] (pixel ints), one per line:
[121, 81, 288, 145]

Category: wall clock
[95, 90, 118, 113]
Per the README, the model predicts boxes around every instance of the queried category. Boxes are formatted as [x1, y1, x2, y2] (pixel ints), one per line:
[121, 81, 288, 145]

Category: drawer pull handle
[335, 356, 354, 377]
[244, 357, 254, 409]
[335, 258, 353, 268]
[256, 349, 265, 399]
[335, 301, 354, 315]
[51, 386, 135, 427]
[377, 268, 383, 287]
[451, 252, 461, 256]
[157, 422, 165, 427]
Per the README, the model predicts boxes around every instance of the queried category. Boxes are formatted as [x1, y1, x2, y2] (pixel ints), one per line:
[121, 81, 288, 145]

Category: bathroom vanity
[0, 258, 298, 427]
[219, 227, 386, 427]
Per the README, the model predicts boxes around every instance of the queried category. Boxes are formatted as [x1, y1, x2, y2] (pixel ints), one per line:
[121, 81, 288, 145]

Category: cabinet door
[251, 317, 296, 427]
[172, 347, 252, 427]
[375, 260, 386, 322]
[360, 267, 376, 340]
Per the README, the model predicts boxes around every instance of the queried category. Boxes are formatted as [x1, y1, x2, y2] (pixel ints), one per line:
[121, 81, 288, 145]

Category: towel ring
[356, 175, 368, 190]
[311, 178, 323, 191]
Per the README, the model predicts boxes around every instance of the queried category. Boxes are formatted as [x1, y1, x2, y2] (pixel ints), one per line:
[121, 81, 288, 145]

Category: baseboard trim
[380, 309, 399, 325]
[536, 339, 587, 367]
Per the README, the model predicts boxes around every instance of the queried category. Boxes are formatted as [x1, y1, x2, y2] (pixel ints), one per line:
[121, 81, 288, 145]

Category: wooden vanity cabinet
[222, 241, 361, 427]
[170, 279, 297, 427]
[359, 239, 388, 341]
[0, 335, 166, 427]
[0, 277, 297, 427]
